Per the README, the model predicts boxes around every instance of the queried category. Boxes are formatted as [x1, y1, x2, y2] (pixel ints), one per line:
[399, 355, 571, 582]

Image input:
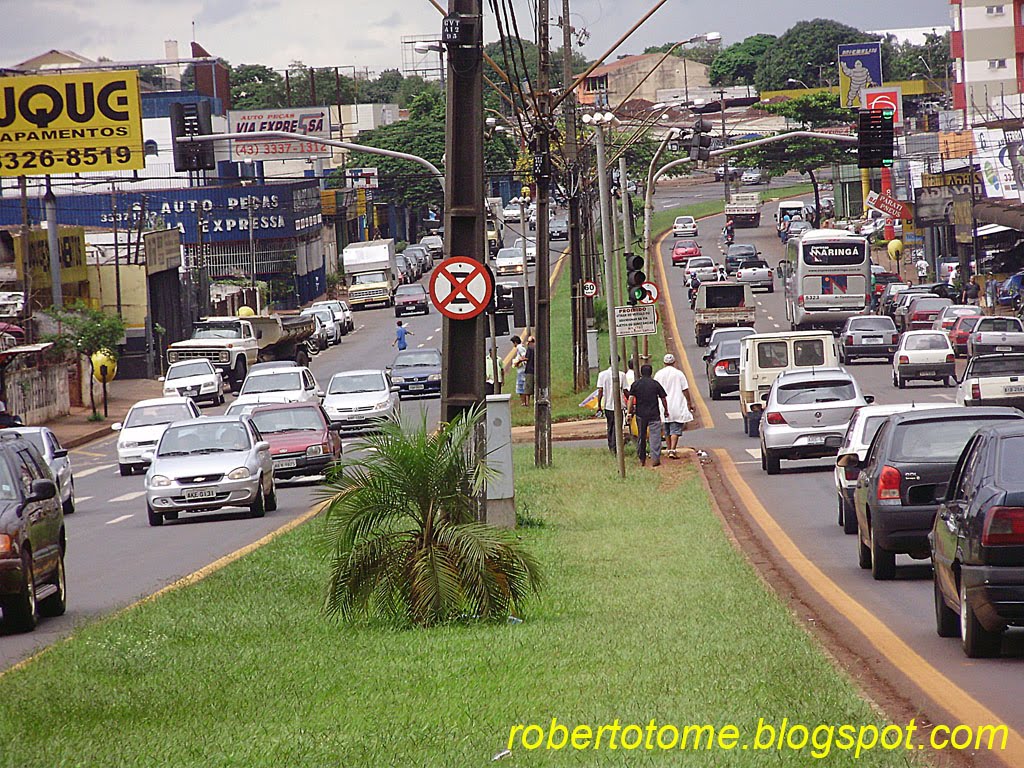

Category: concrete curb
[64, 426, 116, 450]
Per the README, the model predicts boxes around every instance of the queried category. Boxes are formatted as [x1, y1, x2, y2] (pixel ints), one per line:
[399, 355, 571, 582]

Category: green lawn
[0, 448, 917, 767]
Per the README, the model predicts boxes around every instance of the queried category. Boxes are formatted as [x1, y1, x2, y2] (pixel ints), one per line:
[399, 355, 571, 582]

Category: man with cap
[654, 353, 695, 459]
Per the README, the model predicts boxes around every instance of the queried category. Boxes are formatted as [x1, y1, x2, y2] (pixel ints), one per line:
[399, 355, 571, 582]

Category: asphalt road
[657, 206, 1024, 745]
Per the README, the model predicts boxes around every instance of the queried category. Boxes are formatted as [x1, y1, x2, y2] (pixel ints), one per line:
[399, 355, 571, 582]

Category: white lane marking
[110, 491, 146, 503]
[773, 323, 781, 328]
[417, 343, 425, 348]
[76, 463, 114, 478]
[76, 496, 92, 503]
[745, 448, 762, 459]
[106, 514, 133, 525]
[426, 335, 434, 341]
[756, 301, 763, 306]
[434, 327, 441, 333]
[734, 461, 761, 466]
[766, 315, 774, 320]
[725, 412, 742, 420]
[935, 394, 955, 401]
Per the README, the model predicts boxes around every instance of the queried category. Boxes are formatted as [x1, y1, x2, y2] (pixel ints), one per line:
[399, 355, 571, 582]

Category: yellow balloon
[237, 306, 255, 317]
[91, 350, 117, 383]
[887, 239, 903, 259]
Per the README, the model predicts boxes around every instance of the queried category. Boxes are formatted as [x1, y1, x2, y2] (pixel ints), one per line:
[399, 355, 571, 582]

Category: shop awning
[976, 223, 1013, 237]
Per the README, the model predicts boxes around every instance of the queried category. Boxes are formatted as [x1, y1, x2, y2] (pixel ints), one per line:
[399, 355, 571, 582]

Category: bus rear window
[803, 243, 865, 266]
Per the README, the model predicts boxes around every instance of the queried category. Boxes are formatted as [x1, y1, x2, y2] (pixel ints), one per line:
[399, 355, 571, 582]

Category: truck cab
[166, 318, 259, 390]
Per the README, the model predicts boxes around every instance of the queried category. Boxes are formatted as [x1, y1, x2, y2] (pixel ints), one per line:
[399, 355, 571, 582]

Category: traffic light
[857, 108, 895, 169]
[494, 283, 514, 313]
[689, 118, 714, 163]
[625, 252, 646, 305]
[170, 101, 216, 172]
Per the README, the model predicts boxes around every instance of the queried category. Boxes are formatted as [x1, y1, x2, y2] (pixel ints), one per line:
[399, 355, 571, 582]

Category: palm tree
[319, 408, 541, 626]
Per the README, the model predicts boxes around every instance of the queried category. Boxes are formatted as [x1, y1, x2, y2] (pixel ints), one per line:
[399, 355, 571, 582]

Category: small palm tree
[319, 408, 541, 627]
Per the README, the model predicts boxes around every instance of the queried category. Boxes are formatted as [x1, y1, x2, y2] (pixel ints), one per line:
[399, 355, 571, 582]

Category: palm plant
[319, 408, 541, 627]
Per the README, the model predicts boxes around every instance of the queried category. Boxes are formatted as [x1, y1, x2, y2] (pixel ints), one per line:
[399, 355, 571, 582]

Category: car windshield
[689, 258, 714, 268]
[394, 351, 441, 368]
[496, 249, 521, 260]
[167, 361, 214, 380]
[192, 324, 241, 339]
[904, 334, 949, 351]
[353, 272, 386, 285]
[912, 298, 950, 311]
[777, 380, 856, 405]
[969, 356, 1024, 376]
[158, 422, 251, 456]
[241, 371, 302, 394]
[892, 418, 1011, 462]
[849, 317, 895, 331]
[552, 219, 568, 227]
[396, 285, 425, 296]
[728, 246, 756, 256]
[713, 329, 754, 345]
[125, 404, 192, 428]
[303, 309, 333, 323]
[329, 373, 386, 394]
[421, 237, 441, 247]
[251, 407, 324, 434]
[860, 415, 891, 447]
[0, 458, 19, 501]
[513, 238, 535, 248]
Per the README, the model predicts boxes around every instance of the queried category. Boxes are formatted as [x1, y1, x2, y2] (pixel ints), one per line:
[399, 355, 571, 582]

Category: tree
[230, 64, 287, 109]
[754, 19, 873, 92]
[709, 34, 778, 86]
[320, 409, 541, 627]
[359, 69, 404, 104]
[884, 31, 951, 82]
[395, 75, 441, 109]
[45, 303, 125, 418]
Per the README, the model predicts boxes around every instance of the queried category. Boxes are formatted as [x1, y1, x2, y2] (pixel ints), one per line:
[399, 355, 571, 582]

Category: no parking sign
[429, 257, 494, 320]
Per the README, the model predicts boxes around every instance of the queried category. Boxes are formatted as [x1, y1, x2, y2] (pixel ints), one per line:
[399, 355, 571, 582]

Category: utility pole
[18, 177, 32, 331]
[111, 182, 123, 318]
[534, 0, 553, 467]
[248, 199, 259, 313]
[44, 177, 63, 309]
[619, 156, 641, 374]
[717, 88, 730, 203]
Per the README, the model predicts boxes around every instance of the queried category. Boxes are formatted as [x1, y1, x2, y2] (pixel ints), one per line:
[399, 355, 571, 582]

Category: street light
[413, 40, 446, 89]
[786, 78, 811, 89]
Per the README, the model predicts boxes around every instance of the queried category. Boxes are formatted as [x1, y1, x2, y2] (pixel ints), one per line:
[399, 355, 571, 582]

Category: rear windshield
[849, 317, 895, 331]
[728, 246, 756, 258]
[944, 306, 982, 317]
[911, 298, 951, 311]
[803, 242, 866, 266]
[777, 380, 856, 405]
[689, 258, 714, 268]
[969, 356, 1024, 376]
[718, 340, 741, 358]
[793, 340, 825, 366]
[904, 334, 949, 351]
[956, 316, 981, 331]
[861, 415, 890, 447]
[740, 260, 768, 269]
[978, 318, 1024, 332]
[892, 418, 1013, 462]
[705, 285, 746, 309]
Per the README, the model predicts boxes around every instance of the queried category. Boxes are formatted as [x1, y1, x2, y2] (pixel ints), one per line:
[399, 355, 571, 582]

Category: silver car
[323, 369, 401, 434]
[760, 367, 871, 475]
[0, 427, 74, 515]
[144, 416, 276, 526]
[404, 245, 432, 274]
[311, 300, 353, 335]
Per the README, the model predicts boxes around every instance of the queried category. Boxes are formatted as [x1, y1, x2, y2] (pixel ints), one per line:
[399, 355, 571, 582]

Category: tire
[961, 579, 1001, 657]
[842, 497, 858, 534]
[39, 551, 67, 618]
[896, 372, 906, 389]
[870, 527, 896, 580]
[767, 285, 774, 293]
[119, 463, 133, 477]
[250, 485, 266, 518]
[857, 529, 872, 569]
[710, 384, 721, 401]
[147, 504, 163, 527]
[943, 376, 953, 388]
[934, 571, 959, 638]
[742, 413, 750, 436]
[217, 392, 225, 406]
[62, 493, 74, 516]
[265, 481, 278, 512]
[2, 551, 39, 632]
[232, 358, 248, 390]
[764, 449, 781, 475]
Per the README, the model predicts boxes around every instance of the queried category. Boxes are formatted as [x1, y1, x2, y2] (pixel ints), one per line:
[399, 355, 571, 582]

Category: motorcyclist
[723, 218, 735, 245]
[688, 272, 702, 310]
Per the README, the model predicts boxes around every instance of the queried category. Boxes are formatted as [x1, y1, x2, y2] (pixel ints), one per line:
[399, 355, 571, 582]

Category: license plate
[997, 346, 1013, 352]
[409, 384, 425, 390]
[1005, 385, 1024, 395]
[863, 337, 882, 344]
[184, 488, 217, 500]
[919, 371, 935, 377]
[274, 458, 298, 469]
[807, 435, 826, 445]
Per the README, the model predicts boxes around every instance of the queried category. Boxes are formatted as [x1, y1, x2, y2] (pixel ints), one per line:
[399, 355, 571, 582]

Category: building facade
[579, 54, 709, 107]
[950, 0, 1024, 124]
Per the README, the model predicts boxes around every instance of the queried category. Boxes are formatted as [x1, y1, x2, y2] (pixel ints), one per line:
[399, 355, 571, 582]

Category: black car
[725, 244, 758, 274]
[0, 433, 66, 633]
[549, 218, 569, 240]
[394, 284, 430, 317]
[703, 339, 741, 400]
[932, 422, 1024, 657]
[843, 407, 1024, 581]
[390, 348, 442, 398]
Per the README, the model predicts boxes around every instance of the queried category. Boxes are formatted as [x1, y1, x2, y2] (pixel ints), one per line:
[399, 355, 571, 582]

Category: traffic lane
[659, 215, 1024, 739]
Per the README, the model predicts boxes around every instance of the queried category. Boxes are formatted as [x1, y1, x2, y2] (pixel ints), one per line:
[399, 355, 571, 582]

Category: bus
[780, 229, 870, 332]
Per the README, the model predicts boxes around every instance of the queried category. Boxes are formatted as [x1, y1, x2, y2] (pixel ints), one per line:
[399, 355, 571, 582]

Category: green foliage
[884, 31, 951, 81]
[644, 41, 721, 65]
[394, 75, 441, 108]
[358, 68, 404, 104]
[709, 34, 778, 86]
[44, 301, 125, 361]
[754, 19, 873, 92]
[230, 64, 288, 110]
[319, 409, 541, 626]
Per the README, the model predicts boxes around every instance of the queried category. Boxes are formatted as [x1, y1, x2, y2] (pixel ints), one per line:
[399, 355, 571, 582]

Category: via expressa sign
[0, 181, 323, 244]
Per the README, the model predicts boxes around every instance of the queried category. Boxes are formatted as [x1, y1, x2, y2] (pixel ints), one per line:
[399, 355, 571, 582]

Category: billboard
[14, 226, 88, 286]
[861, 86, 904, 127]
[0, 71, 144, 177]
[228, 107, 331, 160]
[838, 42, 883, 109]
[143, 229, 183, 275]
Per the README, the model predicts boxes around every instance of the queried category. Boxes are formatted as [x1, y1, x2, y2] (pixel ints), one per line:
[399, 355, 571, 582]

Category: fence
[7, 359, 71, 424]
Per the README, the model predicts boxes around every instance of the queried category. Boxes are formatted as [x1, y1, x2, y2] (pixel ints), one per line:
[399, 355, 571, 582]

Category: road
[0, 219, 555, 668]
[656, 203, 1024, 750]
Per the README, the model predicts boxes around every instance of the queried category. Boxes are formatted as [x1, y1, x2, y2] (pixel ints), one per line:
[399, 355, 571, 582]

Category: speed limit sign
[582, 280, 598, 298]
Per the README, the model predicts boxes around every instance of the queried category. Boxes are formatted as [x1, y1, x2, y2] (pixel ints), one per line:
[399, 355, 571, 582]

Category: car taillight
[845, 335, 854, 345]
[865, 293, 872, 305]
[765, 411, 787, 425]
[975, 333, 982, 343]
[982, 506, 1024, 545]
[714, 360, 730, 371]
[844, 466, 861, 481]
[945, 354, 955, 363]
[891, 334, 899, 344]
[898, 355, 909, 365]
[971, 382, 981, 400]
[911, 312, 925, 321]
[877, 465, 901, 500]
[797, 295, 805, 307]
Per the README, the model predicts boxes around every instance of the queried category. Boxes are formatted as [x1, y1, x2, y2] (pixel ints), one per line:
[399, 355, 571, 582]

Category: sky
[4, 0, 950, 74]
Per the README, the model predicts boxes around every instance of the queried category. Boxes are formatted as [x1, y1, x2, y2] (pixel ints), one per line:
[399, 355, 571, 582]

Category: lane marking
[416, 343, 425, 348]
[110, 491, 146, 503]
[714, 448, 1024, 765]
[773, 323, 781, 328]
[105, 514, 133, 525]
[71, 449, 108, 459]
[76, 463, 114, 478]
[76, 496, 92, 503]
[745, 448, 761, 459]
[426, 335, 434, 341]
[734, 460, 760, 465]
[767, 315, 774, 321]
[725, 412, 742, 420]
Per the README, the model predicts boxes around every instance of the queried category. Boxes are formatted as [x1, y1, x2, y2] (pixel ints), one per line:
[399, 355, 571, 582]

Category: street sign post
[582, 280, 598, 298]
[429, 256, 494, 320]
[614, 305, 657, 337]
[638, 281, 659, 305]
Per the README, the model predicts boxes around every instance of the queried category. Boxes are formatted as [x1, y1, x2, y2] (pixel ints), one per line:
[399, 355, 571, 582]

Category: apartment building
[951, 0, 1024, 124]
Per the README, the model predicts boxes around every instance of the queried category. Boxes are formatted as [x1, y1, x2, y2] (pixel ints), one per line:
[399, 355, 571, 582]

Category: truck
[166, 314, 315, 389]
[956, 353, 1024, 408]
[342, 239, 398, 309]
[724, 192, 762, 228]
[735, 258, 774, 292]
[693, 282, 755, 347]
[966, 316, 1024, 357]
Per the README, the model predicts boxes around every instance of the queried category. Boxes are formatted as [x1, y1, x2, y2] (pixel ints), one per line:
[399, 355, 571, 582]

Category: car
[160, 359, 226, 405]
[683, 256, 718, 283]
[932, 421, 1024, 656]
[323, 369, 401, 434]
[759, 367, 870, 475]
[234, 366, 323, 408]
[833, 404, 948, 534]
[0, 432, 65, 632]
[904, 296, 953, 331]
[670, 239, 701, 267]
[892, 330, 956, 389]
[513, 237, 537, 264]
[892, 290, 938, 329]
[247, 361, 298, 374]
[394, 254, 414, 285]
[842, 407, 1024, 580]
[703, 338, 742, 400]
[419, 234, 444, 260]
[248, 403, 342, 479]
[783, 220, 812, 241]
[741, 168, 764, 185]
[966, 316, 1024, 357]
[838, 315, 899, 364]
[549, 217, 569, 240]
[390, 348, 442, 398]
[144, 416, 277, 526]
[403, 245, 432, 275]
[300, 306, 342, 346]
[303, 312, 330, 352]
[714, 166, 740, 182]
[707, 326, 756, 354]
[311, 299, 354, 335]
[502, 203, 522, 222]
[878, 282, 913, 318]
[672, 216, 698, 238]
[955, 353, 1024, 408]
[996, 271, 1024, 307]
[948, 315, 982, 358]
[394, 283, 430, 316]
[735, 258, 774, 292]
[724, 244, 758, 275]
[113, 397, 202, 476]
[0, 427, 75, 516]
[494, 247, 525, 277]
[930, 304, 981, 332]
[871, 272, 904, 304]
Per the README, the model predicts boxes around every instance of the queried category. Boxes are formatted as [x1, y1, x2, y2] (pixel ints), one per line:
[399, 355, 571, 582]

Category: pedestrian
[653, 354, 695, 458]
[485, 351, 504, 396]
[963, 275, 981, 306]
[0, 401, 21, 428]
[915, 257, 929, 285]
[392, 320, 412, 351]
[624, 358, 636, 397]
[511, 335, 528, 406]
[523, 336, 536, 407]
[596, 361, 627, 453]
[627, 364, 669, 467]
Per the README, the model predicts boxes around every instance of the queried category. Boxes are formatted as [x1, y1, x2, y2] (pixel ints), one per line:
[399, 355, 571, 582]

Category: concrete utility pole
[534, 0, 553, 467]
[717, 88, 730, 204]
[44, 176, 63, 309]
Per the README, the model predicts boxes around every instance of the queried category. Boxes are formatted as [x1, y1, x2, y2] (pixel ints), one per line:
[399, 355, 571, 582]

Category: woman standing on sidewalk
[511, 335, 528, 406]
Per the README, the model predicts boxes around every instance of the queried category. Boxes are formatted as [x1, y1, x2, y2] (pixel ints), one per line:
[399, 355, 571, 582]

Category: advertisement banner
[861, 86, 904, 127]
[940, 130, 976, 161]
[0, 71, 144, 177]
[838, 42, 883, 109]
[974, 128, 1005, 198]
[14, 226, 88, 285]
[228, 107, 331, 160]
[1002, 128, 1024, 203]
[143, 229, 182, 275]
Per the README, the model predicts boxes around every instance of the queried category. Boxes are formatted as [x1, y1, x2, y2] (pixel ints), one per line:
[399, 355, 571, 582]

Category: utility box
[587, 328, 599, 373]
[485, 394, 515, 528]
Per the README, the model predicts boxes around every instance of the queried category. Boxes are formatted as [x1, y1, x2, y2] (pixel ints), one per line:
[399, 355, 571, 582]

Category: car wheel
[767, 285, 774, 293]
[857, 527, 872, 569]
[217, 392, 225, 406]
[147, 505, 164, 527]
[119, 463, 133, 477]
[961, 579, 1001, 657]
[764, 449, 781, 475]
[934, 570, 959, 638]
[233, 358, 248, 391]
[742, 413, 750, 436]
[842, 497, 857, 535]
[39, 550, 67, 618]
[265, 481, 278, 512]
[250, 485, 266, 518]
[710, 384, 721, 401]
[870, 528, 896, 580]
[2, 550, 39, 632]
[62, 492, 74, 515]
[394, 310, 401, 318]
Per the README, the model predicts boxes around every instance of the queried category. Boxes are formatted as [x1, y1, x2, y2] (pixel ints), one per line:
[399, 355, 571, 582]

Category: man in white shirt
[595, 363, 627, 453]
[915, 257, 929, 285]
[654, 353, 695, 459]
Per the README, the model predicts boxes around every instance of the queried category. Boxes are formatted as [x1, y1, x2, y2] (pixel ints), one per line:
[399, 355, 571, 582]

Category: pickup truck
[694, 283, 755, 346]
[735, 259, 774, 293]
[966, 316, 1024, 357]
[956, 353, 1024, 408]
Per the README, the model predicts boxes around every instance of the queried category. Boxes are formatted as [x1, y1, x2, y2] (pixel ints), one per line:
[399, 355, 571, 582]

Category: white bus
[780, 229, 870, 332]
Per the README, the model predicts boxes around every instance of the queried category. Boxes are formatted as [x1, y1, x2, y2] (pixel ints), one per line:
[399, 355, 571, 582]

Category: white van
[738, 330, 839, 436]
[775, 200, 806, 223]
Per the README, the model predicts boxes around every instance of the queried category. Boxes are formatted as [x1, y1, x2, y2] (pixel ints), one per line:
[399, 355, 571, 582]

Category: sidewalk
[48, 377, 163, 449]
[511, 417, 606, 444]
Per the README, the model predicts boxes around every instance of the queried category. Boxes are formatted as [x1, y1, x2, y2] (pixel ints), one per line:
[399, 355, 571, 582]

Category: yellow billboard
[14, 226, 89, 286]
[0, 71, 144, 177]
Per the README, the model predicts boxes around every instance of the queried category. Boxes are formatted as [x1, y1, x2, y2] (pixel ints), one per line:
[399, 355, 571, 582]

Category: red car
[249, 402, 342, 479]
[948, 314, 983, 357]
[671, 239, 701, 266]
[872, 272, 903, 297]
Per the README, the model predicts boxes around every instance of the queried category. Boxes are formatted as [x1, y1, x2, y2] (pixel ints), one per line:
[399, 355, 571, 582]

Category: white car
[113, 397, 202, 476]
[494, 247, 525, 277]
[502, 204, 522, 222]
[323, 369, 401, 434]
[0, 426, 75, 515]
[301, 307, 341, 345]
[513, 237, 537, 264]
[234, 366, 323, 408]
[955, 353, 1024, 408]
[892, 330, 956, 389]
[311, 300, 353, 335]
[673, 215, 698, 238]
[161, 359, 226, 405]
[683, 256, 719, 283]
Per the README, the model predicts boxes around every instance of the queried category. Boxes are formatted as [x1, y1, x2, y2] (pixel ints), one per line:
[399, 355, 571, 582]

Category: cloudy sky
[6, 0, 950, 73]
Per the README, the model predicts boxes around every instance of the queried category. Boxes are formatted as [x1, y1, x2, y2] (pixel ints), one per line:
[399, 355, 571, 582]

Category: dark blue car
[997, 272, 1024, 307]
[390, 348, 442, 399]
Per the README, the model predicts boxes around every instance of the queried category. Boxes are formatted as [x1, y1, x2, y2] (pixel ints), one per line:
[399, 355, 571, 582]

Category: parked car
[394, 283, 430, 317]
[114, 397, 202, 476]
[0, 427, 75, 516]
[389, 348, 442, 398]
[932, 421, 1024, 656]
[672, 216, 699, 238]
[394, 254, 414, 285]
[311, 300, 354, 335]
[892, 330, 955, 388]
[996, 271, 1024, 307]
[0, 433, 65, 632]
[759, 367, 871, 475]
[724, 244, 758, 274]
[838, 315, 899, 364]
[248, 403, 342, 479]
[955, 353, 1024, 408]
[949, 315, 982, 358]
[671, 239, 701, 267]
[300, 306, 341, 346]
[160, 359, 226, 405]
[683, 256, 719, 283]
[494, 247, 525, 277]
[549, 217, 569, 240]
[843, 407, 1024, 580]
[735, 258, 774, 292]
[783, 220, 812, 242]
[502, 203, 521, 222]
[234, 366, 323, 408]
[513, 237, 537, 264]
[704, 338, 742, 400]
[419, 234, 444, 260]
[323, 369, 401, 434]
[144, 416, 277, 526]
[931, 305, 981, 332]
[741, 168, 764, 185]
[403, 245, 432, 275]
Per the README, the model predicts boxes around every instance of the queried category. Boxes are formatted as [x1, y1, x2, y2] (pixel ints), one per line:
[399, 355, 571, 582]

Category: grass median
[0, 447, 914, 767]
